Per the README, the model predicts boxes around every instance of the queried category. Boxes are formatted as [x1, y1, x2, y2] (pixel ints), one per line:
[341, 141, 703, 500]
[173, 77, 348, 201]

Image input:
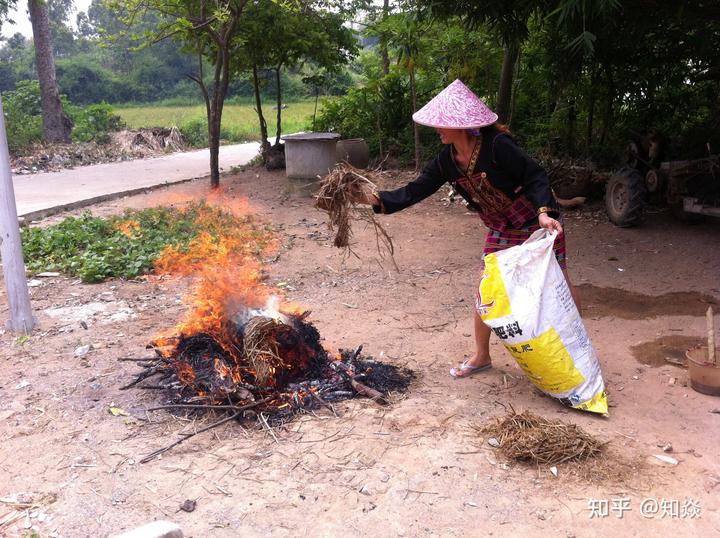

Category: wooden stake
[707, 306, 716, 366]
[0, 96, 35, 333]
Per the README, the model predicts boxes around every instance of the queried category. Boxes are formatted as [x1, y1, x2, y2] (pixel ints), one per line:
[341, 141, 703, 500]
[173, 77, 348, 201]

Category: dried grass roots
[484, 410, 604, 465]
[243, 316, 284, 386]
[315, 163, 394, 258]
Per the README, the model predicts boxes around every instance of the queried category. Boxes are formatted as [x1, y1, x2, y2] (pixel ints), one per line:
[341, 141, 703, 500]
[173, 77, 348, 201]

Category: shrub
[2, 80, 43, 150]
[315, 70, 415, 159]
[179, 117, 209, 147]
[69, 103, 126, 144]
[56, 56, 135, 105]
[178, 116, 241, 148]
[2, 80, 125, 148]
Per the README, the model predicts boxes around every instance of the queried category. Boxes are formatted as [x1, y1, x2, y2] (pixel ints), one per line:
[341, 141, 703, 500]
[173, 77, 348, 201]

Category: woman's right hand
[353, 184, 379, 206]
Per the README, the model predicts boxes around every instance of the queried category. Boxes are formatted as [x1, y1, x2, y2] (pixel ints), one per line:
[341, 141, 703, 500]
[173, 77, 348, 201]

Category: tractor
[605, 132, 720, 227]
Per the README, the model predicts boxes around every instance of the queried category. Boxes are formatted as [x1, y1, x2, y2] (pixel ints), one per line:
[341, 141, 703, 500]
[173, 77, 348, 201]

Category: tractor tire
[605, 167, 647, 227]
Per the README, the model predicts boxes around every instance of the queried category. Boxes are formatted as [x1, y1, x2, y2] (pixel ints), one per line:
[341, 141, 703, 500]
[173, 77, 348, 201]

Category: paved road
[13, 142, 261, 219]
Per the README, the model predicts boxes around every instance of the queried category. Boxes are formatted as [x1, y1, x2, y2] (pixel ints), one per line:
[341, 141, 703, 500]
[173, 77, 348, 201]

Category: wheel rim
[609, 180, 628, 214]
[645, 170, 659, 193]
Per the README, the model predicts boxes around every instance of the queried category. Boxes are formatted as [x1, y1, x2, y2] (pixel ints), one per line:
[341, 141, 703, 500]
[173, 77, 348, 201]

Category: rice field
[115, 99, 323, 143]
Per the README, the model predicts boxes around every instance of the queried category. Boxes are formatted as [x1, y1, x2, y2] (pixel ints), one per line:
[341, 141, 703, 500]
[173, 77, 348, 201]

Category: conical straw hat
[412, 79, 498, 129]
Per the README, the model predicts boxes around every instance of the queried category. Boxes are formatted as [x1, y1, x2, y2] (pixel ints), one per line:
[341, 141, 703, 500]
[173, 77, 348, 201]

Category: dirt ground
[1, 166, 719, 537]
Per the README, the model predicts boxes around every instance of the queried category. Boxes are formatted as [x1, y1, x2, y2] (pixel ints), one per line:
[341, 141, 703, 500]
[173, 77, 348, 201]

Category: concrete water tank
[282, 132, 340, 179]
[336, 138, 370, 168]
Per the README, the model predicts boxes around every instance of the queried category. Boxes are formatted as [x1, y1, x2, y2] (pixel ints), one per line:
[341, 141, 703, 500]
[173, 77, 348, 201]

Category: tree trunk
[252, 64, 270, 157]
[508, 46, 522, 126]
[567, 101, 576, 156]
[0, 97, 35, 333]
[586, 63, 597, 151]
[599, 66, 615, 146]
[28, 0, 72, 143]
[380, 0, 390, 75]
[208, 108, 221, 188]
[207, 41, 231, 189]
[312, 89, 319, 130]
[496, 42, 519, 125]
[274, 65, 282, 146]
[410, 68, 420, 170]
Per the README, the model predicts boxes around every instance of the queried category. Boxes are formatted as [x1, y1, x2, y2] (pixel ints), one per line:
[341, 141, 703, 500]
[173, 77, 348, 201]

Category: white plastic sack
[476, 229, 608, 415]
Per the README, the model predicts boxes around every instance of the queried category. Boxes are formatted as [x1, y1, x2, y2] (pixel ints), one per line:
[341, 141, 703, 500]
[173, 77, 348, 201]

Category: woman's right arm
[369, 153, 448, 214]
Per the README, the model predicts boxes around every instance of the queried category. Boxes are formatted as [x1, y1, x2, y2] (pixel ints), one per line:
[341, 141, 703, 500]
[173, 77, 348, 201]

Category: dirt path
[1, 168, 719, 537]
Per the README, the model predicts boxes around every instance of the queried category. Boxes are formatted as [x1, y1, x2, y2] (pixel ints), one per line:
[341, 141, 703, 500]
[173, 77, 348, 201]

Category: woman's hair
[469, 122, 511, 137]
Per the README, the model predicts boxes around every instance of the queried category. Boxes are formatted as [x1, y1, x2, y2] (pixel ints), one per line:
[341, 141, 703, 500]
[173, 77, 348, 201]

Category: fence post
[0, 96, 35, 333]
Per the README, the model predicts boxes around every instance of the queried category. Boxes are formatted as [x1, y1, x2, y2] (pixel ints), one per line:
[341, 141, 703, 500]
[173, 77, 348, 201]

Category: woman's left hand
[539, 213, 563, 234]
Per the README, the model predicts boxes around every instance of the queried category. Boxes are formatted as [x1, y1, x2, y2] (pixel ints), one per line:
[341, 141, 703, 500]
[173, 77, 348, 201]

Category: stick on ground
[140, 396, 274, 463]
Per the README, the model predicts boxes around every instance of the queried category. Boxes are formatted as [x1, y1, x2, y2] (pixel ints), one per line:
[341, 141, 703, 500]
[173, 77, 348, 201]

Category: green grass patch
[116, 100, 324, 144]
[21, 203, 274, 283]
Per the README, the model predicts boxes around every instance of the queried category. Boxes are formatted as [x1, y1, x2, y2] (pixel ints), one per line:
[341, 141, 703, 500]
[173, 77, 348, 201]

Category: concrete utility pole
[0, 96, 35, 333]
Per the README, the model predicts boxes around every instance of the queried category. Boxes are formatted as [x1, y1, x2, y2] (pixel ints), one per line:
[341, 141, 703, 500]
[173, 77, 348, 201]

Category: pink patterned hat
[412, 79, 498, 129]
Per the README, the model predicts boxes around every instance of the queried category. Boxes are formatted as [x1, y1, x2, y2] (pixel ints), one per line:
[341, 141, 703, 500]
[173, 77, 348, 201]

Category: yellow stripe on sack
[505, 328, 585, 393]
[479, 254, 512, 321]
[573, 390, 609, 416]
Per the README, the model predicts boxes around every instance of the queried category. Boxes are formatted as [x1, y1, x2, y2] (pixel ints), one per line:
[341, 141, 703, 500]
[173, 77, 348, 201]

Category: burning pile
[118, 196, 413, 462]
[124, 297, 413, 462]
[125, 293, 413, 410]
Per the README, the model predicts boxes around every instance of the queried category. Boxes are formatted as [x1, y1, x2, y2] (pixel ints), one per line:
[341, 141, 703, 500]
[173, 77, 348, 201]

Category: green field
[116, 99, 323, 143]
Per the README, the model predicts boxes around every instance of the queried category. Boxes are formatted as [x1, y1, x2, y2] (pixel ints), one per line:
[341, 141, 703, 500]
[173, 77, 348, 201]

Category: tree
[112, 0, 250, 189]
[235, 0, 359, 157]
[28, 0, 73, 143]
[419, 0, 622, 124]
[47, 0, 76, 56]
[382, 10, 425, 168]
[0, 1, 19, 29]
[380, 0, 390, 74]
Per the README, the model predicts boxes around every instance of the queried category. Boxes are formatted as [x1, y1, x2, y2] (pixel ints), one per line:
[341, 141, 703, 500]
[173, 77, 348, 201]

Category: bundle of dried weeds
[243, 316, 283, 386]
[315, 163, 395, 263]
[483, 410, 604, 465]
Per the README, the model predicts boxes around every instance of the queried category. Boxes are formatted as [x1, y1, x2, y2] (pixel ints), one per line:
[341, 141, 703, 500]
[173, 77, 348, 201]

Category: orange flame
[150, 196, 310, 384]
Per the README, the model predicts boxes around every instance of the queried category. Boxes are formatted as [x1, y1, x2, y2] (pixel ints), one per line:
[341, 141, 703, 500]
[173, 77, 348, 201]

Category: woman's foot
[450, 358, 492, 378]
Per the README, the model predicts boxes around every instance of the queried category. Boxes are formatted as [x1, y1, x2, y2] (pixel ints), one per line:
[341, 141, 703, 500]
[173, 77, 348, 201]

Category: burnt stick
[119, 367, 164, 390]
[139, 396, 276, 464]
[330, 346, 388, 405]
[309, 390, 337, 416]
[350, 377, 388, 405]
[146, 403, 258, 411]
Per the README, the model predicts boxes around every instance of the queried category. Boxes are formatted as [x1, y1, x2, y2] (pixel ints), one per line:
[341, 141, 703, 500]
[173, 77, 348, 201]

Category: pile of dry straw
[484, 410, 605, 465]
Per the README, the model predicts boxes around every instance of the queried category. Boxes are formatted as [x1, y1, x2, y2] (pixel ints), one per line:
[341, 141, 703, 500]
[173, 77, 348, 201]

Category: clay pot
[336, 138, 370, 169]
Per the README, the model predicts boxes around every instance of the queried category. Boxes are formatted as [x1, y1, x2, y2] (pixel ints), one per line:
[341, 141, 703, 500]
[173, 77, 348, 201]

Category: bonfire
[119, 199, 412, 462]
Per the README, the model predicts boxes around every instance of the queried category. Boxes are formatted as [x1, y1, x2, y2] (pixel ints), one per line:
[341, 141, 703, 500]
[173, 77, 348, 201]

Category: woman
[356, 79, 580, 378]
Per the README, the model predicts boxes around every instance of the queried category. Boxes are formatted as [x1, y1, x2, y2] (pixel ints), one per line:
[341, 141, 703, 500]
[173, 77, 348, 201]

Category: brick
[110, 520, 183, 538]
